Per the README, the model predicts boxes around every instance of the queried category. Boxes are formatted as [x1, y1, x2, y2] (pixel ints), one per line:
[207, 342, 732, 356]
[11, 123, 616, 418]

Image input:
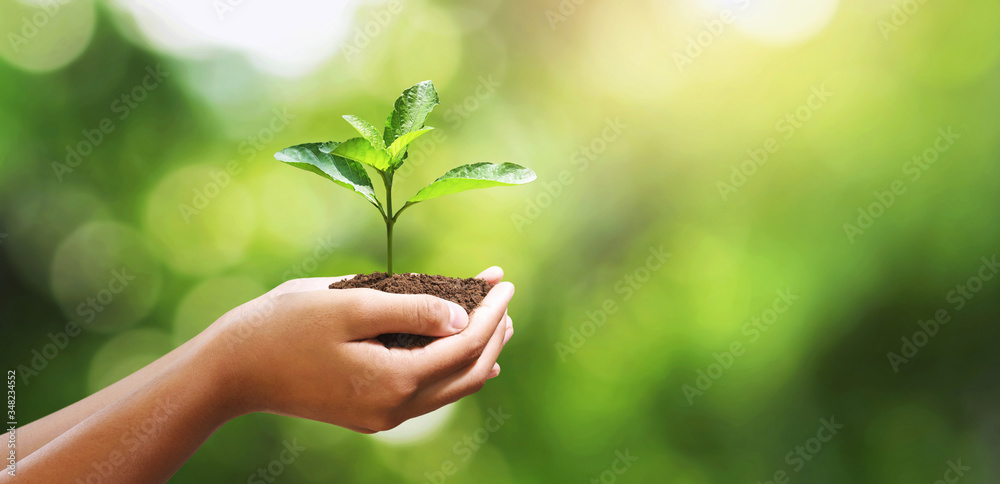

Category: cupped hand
[203, 267, 514, 433]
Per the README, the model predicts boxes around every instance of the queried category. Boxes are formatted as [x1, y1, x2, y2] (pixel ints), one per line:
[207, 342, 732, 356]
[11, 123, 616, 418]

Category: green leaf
[274, 142, 380, 207]
[331, 137, 391, 171]
[406, 162, 536, 204]
[386, 127, 433, 166]
[342, 115, 385, 150]
[383, 80, 439, 145]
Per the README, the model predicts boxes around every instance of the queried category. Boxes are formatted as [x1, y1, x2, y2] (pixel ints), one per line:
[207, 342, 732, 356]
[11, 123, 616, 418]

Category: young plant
[274, 80, 535, 275]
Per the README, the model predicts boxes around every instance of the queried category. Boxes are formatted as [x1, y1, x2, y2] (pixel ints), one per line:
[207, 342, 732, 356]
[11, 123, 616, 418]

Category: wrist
[185, 328, 259, 421]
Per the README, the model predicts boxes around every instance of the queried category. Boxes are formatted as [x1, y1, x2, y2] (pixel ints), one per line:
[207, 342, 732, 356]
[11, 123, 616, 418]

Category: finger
[491, 314, 512, 381]
[495, 315, 512, 377]
[407, 304, 509, 415]
[474, 266, 504, 284]
[311, 288, 471, 340]
[402, 282, 514, 383]
[502, 315, 513, 347]
[272, 275, 356, 295]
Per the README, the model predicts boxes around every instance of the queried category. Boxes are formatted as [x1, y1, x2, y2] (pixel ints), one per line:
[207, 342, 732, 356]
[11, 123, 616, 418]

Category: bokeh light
[0, 0, 96, 72]
[143, 163, 257, 276]
[49, 220, 162, 333]
[87, 328, 174, 393]
[172, 275, 266, 345]
[2, 0, 999, 482]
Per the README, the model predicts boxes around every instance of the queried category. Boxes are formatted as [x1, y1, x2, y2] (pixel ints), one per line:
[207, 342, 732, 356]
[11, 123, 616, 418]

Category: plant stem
[383, 171, 394, 275]
[386, 219, 393, 275]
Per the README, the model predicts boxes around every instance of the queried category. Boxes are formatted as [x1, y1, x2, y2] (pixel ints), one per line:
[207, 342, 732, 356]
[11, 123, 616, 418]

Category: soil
[329, 272, 493, 348]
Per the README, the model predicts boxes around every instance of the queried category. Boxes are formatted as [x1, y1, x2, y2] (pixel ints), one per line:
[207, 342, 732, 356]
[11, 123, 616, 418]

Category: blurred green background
[1, 0, 999, 482]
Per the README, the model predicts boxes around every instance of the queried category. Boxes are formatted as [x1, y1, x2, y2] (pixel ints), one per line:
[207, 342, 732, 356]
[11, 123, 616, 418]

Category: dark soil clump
[329, 272, 493, 348]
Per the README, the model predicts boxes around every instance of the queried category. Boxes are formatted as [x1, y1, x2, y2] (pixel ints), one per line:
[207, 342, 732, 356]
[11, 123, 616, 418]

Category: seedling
[275, 80, 535, 275]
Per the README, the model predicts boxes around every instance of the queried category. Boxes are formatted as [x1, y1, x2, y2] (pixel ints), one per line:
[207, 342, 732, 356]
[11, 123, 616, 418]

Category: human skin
[1, 267, 514, 483]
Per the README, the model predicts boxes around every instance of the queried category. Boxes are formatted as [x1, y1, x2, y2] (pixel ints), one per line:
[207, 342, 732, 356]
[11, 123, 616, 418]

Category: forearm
[4, 338, 236, 483]
[3, 326, 216, 459]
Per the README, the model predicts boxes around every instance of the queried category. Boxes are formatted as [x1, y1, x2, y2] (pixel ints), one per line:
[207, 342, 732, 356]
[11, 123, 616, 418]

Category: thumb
[335, 289, 470, 340]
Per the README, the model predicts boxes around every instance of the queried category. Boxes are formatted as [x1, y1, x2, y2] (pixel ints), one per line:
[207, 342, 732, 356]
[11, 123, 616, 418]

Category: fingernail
[496, 281, 515, 301]
[448, 301, 469, 331]
[503, 325, 513, 346]
[488, 363, 501, 379]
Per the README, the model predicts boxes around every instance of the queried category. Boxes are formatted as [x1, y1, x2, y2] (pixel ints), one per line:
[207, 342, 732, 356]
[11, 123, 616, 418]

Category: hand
[203, 267, 515, 433]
